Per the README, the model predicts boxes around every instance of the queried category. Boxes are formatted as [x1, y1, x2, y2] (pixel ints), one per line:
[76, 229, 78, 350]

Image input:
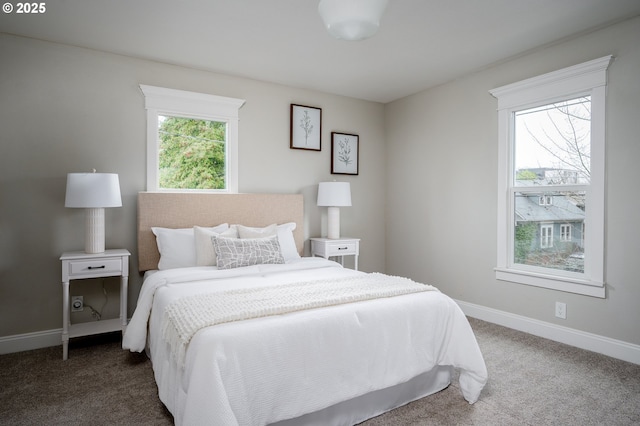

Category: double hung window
[490, 56, 612, 297]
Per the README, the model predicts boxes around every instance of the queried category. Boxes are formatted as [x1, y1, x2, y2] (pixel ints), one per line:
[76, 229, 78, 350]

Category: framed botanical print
[290, 104, 322, 151]
[331, 132, 359, 175]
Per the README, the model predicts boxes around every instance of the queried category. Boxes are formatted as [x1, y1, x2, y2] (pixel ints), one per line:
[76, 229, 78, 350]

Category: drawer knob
[87, 265, 106, 270]
[338, 247, 348, 250]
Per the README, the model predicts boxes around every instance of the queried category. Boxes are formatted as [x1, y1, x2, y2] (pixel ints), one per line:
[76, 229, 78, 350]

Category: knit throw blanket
[162, 273, 437, 367]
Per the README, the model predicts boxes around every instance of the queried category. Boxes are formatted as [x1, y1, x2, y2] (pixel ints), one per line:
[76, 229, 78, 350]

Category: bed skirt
[271, 365, 453, 426]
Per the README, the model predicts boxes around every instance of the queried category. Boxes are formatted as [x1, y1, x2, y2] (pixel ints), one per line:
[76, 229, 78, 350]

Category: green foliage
[514, 222, 537, 263]
[516, 170, 538, 180]
[158, 116, 226, 189]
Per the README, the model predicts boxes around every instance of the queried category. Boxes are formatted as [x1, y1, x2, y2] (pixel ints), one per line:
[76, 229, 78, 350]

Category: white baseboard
[456, 299, 640, 365]
[0, 329, 62, 355]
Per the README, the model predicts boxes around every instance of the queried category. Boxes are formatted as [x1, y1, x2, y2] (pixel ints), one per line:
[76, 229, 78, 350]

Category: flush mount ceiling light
[318, 0, 389, 41]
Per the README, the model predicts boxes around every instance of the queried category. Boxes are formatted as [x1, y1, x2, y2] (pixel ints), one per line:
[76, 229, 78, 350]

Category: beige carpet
[1, 318, 638, 425]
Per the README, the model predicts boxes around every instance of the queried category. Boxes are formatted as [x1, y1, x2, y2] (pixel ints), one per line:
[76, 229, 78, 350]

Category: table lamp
[65, 171, 122, 253]
[317, 181, 351, 239]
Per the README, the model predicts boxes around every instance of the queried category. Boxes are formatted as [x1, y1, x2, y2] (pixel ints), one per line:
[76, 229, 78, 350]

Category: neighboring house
[514, 171, 586, 272]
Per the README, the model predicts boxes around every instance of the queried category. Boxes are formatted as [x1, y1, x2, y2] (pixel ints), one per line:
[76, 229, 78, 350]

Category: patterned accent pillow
[212, 235, 285, 269]
[234, 223, 300, 262]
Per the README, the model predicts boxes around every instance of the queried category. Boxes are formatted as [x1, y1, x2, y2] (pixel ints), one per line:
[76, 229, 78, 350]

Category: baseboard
[0, 329, 62, 355]
[456, 300, 640, 365]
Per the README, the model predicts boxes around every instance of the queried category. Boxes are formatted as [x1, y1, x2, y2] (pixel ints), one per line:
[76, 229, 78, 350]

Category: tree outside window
[158, 115, 227, 190]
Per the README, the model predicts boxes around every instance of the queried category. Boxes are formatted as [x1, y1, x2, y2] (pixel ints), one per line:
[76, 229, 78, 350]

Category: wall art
[290, 104, 322, 151]
[331, 132, 359, 175]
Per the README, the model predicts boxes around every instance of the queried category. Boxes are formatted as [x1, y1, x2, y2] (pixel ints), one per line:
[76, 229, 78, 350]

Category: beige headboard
[137, 192, 304, 272]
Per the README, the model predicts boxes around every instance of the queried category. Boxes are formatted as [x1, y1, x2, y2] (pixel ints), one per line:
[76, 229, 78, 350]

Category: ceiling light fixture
[318, 0, 388, 41]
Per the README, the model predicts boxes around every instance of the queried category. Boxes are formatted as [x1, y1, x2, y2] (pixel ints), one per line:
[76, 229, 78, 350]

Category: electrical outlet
[555, 301, 567, 319]
[71, 296, 84, 312]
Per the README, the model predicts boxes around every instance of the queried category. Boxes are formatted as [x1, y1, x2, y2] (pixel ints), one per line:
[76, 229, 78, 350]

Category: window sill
[495, 267, 605, 298]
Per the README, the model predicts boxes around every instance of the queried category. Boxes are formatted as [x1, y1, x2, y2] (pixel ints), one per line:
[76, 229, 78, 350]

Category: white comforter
[123, 258, 487, 426]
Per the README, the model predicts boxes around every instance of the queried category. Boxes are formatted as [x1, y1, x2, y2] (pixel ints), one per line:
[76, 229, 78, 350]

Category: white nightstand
[60, 249, 130, 360]
[310, 237, 360, 270]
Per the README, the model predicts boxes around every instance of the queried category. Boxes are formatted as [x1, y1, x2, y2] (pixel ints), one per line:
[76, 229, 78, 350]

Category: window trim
[490, 56, 612, 298]
[140, 84, 245, 193]
[540, 223, 553, 248]
[539, 195, 552, 206]
[560, 224, 571, 242]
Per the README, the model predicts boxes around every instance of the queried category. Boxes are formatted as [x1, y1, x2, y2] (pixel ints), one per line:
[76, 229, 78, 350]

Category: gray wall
[385, 16, 640, 346]
[0, 33, 386, 336]
[1, 16, 639, 350]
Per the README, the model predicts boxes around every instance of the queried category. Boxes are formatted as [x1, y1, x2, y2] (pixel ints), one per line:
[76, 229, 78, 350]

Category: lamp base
[327, 206, 341, 239]
[85, 208, 106, 253]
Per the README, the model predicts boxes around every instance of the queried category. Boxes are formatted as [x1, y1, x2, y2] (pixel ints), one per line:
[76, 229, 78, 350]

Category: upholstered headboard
[137, 192, 304, 272]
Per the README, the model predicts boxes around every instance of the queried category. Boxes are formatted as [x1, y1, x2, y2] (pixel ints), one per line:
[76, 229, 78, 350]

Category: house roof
[515, 194, 585, 223]
[1, 1, 639, 103]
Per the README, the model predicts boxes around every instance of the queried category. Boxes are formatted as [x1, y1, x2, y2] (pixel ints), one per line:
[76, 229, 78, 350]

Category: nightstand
[310, 237, 360, 270]
[60, 249, 130, 360]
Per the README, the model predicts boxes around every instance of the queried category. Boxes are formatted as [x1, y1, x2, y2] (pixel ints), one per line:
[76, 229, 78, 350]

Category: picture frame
[290, 104, 322, 151]
[331, 132, 359, 175]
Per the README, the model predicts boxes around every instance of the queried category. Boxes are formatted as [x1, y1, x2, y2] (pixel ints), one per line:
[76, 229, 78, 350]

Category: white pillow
[235, 223, 300, 262]
[194, 226, 238, 266]
[276, 223, 300, 262]
[152, 223, 229, 270]
[236, 223, 277, 238]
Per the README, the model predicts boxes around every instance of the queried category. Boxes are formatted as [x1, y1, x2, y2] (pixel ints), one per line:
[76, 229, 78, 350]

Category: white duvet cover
[123, 258, 487, 426]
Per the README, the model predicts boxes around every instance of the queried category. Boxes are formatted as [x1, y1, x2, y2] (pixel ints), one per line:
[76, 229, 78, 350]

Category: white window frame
[539, 195, 553, 206]
[140, 84, 245, 193]
[490, 56, 612, 298]
[540, 223, 553, 248]
[560, 224, 572, 242]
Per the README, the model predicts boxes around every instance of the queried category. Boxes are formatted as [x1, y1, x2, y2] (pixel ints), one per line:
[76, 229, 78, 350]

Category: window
[490, 56, 612, 298]
[140, 85, 245, 192]
[540, 224, 553, 248]
[539, 195, 553, 206]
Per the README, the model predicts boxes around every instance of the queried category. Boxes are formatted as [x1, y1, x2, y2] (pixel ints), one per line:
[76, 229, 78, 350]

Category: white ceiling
[1, 0, 639, 103]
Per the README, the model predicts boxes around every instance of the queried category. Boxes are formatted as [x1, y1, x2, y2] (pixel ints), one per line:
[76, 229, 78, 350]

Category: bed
[123, 192, 487, 426]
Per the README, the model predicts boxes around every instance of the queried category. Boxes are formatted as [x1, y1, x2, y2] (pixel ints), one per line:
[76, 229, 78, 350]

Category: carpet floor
[1, 317, 638, 425]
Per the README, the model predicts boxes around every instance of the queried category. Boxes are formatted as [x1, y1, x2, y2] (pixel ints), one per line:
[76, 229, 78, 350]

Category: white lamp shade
[318, 0, 388, 41]
[317, 182, 352, 207]
[65, 173, 122, 208]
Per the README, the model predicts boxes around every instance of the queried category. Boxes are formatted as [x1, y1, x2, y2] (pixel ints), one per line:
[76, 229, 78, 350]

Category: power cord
[84, 281, 109, 321]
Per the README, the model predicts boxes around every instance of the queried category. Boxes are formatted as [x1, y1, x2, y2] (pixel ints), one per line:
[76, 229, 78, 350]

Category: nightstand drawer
[68, 258, 122, 276]
[310, 238, 360, 270]
[325, 242, 358, 256]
